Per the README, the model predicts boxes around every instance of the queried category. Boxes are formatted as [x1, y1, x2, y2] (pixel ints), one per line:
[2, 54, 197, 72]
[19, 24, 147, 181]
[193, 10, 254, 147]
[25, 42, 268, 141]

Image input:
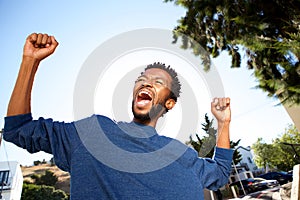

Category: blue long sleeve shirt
[4, 113, 233, 200]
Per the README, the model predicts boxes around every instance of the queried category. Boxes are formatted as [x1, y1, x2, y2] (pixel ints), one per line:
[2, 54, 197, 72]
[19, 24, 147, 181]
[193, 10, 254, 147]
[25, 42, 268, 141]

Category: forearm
[216, 121, 230, 149]
[7, 33, 58, 116]
[7, 56, 40, 116]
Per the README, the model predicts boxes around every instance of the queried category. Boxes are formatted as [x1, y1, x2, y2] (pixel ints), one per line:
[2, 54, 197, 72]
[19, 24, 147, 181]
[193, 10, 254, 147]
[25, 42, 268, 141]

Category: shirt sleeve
[3, 113, 79, 172]
[194, 147, 234, 190]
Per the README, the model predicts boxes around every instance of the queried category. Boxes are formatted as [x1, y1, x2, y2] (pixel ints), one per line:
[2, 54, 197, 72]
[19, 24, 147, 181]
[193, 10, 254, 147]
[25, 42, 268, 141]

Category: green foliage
[30, 170, 58, 187]
[165, 0, 300, 105]
[231, 140, 242, 165]
[273, 124, 300, 171]
[221, 184, 235, 199]
[33, 159, 47, 166]
[252, 125, 300, 171]
[50, 157, 55, 166]
[21, 183, 68, 200]
[251, 138, 278, 170]
[186, 114, 242, 164]
[33, 160, 42, 166]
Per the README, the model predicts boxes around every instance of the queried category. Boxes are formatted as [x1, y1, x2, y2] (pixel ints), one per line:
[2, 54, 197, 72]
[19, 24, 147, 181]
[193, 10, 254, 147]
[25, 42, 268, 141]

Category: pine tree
[186, 114, 242, 164]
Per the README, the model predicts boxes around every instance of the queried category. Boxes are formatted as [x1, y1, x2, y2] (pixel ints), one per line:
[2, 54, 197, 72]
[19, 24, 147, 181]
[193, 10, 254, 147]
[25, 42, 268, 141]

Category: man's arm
[211, 97, 231, 149]
[7, 33, 58, 116]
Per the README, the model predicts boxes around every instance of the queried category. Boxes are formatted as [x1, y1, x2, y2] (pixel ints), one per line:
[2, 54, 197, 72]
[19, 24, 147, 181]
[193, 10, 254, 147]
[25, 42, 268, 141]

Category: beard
[132, 100, 166, 122]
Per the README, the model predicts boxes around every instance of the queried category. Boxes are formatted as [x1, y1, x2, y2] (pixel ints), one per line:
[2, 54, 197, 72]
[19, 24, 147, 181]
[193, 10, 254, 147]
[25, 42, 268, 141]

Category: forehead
[142, 68, 172, 82]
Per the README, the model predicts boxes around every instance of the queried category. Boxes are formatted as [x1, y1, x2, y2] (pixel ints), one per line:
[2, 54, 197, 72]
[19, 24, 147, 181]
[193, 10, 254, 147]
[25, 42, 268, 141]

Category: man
[4, 33, 233, 199]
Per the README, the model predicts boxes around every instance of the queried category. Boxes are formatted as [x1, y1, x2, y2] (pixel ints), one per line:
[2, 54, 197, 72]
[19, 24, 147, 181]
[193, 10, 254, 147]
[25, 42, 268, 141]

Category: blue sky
[0, 1, 294, 166]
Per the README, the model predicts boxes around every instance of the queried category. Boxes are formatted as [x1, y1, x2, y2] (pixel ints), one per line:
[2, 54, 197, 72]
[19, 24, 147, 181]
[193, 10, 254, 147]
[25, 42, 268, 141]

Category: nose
[142, 80, 153, 87]
[142, 78, 154, 87]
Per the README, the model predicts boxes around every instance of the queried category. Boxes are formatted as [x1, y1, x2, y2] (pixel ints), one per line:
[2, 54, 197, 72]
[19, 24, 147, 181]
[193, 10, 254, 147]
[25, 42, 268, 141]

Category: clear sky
[0, 0, 294, 166]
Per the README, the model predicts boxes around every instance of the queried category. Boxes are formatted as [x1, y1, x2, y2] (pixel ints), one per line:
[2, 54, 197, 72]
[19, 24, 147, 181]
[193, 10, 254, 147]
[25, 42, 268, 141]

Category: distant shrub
[31, 170, 58, 187]
[21, 183, 68, 200]
[33, 160, 42, 166]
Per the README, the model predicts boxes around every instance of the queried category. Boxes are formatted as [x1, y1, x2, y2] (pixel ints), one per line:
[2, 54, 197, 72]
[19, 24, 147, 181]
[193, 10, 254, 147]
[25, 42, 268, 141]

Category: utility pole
[0, 129, 3, 147]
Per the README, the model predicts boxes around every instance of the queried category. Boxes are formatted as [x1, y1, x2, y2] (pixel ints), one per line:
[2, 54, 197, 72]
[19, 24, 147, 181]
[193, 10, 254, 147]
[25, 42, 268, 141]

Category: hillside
[21, 164, 70, 193]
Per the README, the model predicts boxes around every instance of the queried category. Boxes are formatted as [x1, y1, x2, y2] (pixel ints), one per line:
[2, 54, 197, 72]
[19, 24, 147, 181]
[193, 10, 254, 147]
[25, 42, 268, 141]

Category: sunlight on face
[94, 49, 211, 142]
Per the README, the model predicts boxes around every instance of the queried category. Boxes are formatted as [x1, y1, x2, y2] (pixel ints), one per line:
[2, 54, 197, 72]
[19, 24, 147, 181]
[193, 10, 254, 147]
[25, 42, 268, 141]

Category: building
[0, 130, 23, 199]
[236, 146, 258, 172]
[229, 146, 264, 183]
[0, 161, 23, 200]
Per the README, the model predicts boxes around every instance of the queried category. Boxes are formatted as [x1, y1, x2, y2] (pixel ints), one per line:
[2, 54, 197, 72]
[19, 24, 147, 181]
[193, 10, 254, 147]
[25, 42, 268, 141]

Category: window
[245, 172, 252, 179]
[247, 157, 253, 164]
[0, 170, 9, 186]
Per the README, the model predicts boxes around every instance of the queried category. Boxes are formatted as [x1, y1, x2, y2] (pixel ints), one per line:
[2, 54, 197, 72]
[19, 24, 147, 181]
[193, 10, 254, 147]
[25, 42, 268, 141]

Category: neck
[132, 117, 158, 128]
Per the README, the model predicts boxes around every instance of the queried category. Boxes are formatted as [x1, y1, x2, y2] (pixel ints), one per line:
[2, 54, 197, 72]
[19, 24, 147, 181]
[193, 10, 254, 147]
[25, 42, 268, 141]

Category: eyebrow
[139, 74, 167, 80]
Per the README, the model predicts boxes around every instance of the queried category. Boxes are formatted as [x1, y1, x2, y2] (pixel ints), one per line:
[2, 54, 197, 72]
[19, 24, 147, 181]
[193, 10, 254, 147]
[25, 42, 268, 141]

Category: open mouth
[136, 90, 153, 107]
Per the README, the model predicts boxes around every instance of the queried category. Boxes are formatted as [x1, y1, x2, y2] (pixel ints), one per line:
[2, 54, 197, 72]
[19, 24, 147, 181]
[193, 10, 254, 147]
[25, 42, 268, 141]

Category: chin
[132, 101, 150, 118]
[133, 113, 151, 122]
[132, 108, 150, 120]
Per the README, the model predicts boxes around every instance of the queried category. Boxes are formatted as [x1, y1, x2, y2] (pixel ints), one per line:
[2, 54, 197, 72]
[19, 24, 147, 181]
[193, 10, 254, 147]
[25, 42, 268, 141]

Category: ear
[165, 98, 176, 110]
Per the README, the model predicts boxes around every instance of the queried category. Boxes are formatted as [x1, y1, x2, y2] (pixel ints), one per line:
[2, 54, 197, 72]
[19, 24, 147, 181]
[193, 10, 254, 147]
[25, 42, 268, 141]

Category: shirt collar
[117, 121, 157, 138]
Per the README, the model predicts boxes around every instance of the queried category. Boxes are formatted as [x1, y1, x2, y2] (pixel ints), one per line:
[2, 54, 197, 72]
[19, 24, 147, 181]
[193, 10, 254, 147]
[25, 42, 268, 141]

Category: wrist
[21, 56, 40, 72]
[218, 120, 230, 127]
[22, 55, 40, 63]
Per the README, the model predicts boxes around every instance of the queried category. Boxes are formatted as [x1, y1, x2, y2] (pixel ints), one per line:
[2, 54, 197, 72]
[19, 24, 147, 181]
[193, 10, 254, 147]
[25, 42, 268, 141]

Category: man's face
[132, 68, 173, 121]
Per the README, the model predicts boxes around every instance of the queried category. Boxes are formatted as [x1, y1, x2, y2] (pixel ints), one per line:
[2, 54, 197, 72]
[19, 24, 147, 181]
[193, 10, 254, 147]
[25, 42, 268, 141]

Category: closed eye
[155, 80, 164, 85]
[135, 76, 146, 83]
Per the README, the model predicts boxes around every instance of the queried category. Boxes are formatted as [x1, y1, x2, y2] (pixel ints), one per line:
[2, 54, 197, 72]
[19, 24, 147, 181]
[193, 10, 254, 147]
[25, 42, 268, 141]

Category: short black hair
[144, 62, 181, 102]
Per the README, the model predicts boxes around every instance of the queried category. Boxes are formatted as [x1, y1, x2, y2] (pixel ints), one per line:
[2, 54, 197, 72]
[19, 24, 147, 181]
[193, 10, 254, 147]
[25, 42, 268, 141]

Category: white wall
[0, 161, 23, 200]
[237, 146, 258, 171]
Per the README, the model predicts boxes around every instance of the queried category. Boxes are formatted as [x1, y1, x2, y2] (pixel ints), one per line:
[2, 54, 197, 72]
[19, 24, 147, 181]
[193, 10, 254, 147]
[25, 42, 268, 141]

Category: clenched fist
[23, 33, 59, 61]
[211, 97, 231, 124]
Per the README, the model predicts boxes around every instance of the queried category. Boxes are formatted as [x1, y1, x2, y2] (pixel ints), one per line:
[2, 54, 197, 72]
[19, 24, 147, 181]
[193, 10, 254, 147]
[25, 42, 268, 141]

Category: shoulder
[74, 114, 116, 126]
[73, 114, 118, 136]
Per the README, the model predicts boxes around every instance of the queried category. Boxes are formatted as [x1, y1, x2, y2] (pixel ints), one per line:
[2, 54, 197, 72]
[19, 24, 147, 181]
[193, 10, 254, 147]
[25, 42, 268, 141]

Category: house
[0, 161, 23, 200]
[236, 146, 258, 172]
[229, 146, 266, 184]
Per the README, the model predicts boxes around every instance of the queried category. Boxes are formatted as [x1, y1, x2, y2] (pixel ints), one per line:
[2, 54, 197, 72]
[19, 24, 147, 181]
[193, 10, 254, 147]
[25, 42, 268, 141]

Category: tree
[186, 114, 242, 164]
[251, 138, 278, 171]
[273, 124, 300, 171]
[50, 157, 55, 166]
[252, 125, 300, 171]
[33, 160, 42, 166]
[30, 170, 58, 187]
[21, 183, 68, 200]
[165, 0, 300, 105]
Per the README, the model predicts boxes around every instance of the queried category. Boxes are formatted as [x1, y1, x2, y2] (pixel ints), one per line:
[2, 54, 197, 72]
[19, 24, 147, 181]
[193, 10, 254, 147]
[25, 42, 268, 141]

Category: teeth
[137, 90, 153, 101]
[139, 91, 149, 95]
[138, 90, 151, 97]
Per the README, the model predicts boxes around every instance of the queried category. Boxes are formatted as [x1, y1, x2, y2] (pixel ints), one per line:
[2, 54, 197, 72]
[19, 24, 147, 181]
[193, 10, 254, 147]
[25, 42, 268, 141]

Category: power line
[232, 101, 276, 120]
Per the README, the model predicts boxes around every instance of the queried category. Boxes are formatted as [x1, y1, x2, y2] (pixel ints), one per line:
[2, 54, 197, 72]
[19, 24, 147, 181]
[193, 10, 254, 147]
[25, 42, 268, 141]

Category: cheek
[156, 89, 170, 103]
[133, 85, 140, 95]
[160, 88, 171, 97]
